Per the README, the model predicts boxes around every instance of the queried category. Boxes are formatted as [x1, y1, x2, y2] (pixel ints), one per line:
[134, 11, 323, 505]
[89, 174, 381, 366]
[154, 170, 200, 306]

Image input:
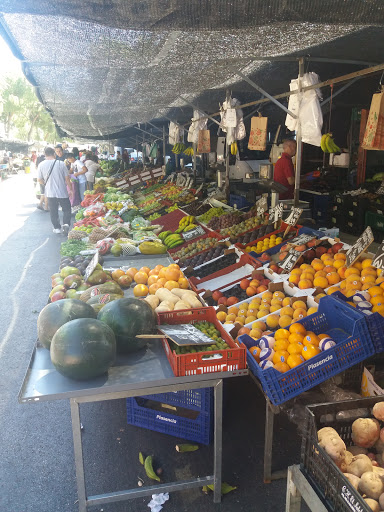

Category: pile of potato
[318, 403, 384, 511]
[144, 288, 203, 314]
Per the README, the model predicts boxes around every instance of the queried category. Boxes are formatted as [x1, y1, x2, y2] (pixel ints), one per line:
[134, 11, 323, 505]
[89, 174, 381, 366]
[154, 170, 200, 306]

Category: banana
[325, 135, 336, 154]
[328, 136, 341, 153]
[168, 239, 185, 249]
[144, 456, 160, 482]
[320, 133, 329, 153]
[184, 224, 197, 231]
[230, 142, 238, 155]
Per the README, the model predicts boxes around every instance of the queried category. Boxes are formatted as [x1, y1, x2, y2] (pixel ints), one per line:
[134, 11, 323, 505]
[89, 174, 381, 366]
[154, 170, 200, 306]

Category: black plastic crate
[302, 396, 384, 512]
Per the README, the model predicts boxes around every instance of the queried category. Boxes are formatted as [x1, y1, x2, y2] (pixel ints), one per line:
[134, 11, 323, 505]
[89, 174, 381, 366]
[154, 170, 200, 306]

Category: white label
[285, 207, 303, 226]
[226, 108, 237, 128]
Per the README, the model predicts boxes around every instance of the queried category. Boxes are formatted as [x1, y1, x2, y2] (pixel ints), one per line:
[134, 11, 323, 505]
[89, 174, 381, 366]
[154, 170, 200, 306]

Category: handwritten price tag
[285, 207, 303, 226]
[372, 239, 384, 270]
[84, 250, 99, 282]
[345, 227, 374, 267]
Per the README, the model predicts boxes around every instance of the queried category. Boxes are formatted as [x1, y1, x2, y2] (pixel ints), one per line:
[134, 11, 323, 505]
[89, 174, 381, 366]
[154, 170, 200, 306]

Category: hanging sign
[285, 207, 303, 227]
[279, 249, 303, 273]
[256, 197, 268, 216]
[182, 225, 205, 241]
[345, 227, 374, 267]
[372, 240, 384, 270]
[157, 324, 214, 346]
[268, 203, 284, 224]
[84, 250, 99, 282]
[225, 109, 237, 128]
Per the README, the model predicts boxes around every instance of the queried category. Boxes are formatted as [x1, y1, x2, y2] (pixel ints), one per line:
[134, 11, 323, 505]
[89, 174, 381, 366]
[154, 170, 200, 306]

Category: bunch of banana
[184, 146, 194, 156]
[179, 215, 195, 229]
[230, 141, 238, 155]
[172, 143, 186, 154]
[320, 133, 341, 153]
[163, 233, 184, 249]
[183, 223, 198, 232]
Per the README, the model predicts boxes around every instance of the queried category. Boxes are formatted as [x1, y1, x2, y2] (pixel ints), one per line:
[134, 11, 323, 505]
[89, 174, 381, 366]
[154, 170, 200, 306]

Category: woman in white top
[84, 155, 101, 191]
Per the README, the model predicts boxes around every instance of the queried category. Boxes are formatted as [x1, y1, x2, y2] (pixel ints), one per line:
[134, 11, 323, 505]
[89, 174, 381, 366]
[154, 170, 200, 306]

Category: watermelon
[97, 298, 156, 353]
[37, 299, 96, 349]
[50, 319, 116, 380]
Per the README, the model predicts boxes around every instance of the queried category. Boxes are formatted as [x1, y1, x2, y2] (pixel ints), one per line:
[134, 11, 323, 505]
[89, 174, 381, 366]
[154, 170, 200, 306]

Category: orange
[246, 286, 257, 297]
[238, 310, 247, 318]
[304, 267, 316, 275]
[346, 274, 361, 285]
[282, 297, 292, 307]
[313, 276, 329, 289]
[371, 295, 384, 307]
[334, 253, 346, 260]
[112, 269, 125, 281]
[362, 258, 373, 269]
[278, 315, 293, 329]
[274, 338, 289, 351]
[134, 271, 148, 284]
[327, 286, 341, 295]
[149, 283, 162, 294]
[291, 268, 302, 275]
[372, 305, 384, 316]
[248, 307, 259, 316]
[246, 315, 257, 323]
[139, 266, 151, 275]
[165, 268, 180, 281]
[324, 265, 336, 274]
[314, 270, 327, 278]
[252, 321, 266, 331]
[235, 317, 245, 325]
[273, 350, 289, 365]
[288, 332, 305, 344]
[380, 282, 384, 291]
[269, 305, 280, 313]
[293, 308, 307, 320]
[289, 274, 300, 286]
[250, 328, 263, 339]
[178, 277, 189, 289]
[292, 300, 307, 310]
[300, 263, 311, 270]
[339, 280, 347, 290]
[228, 306, 239, 315]
[226, 313, 237, 322]
[126, 267, 138, 278]
[266, 314, 280, 329]
[344, 289, 357, 298]
[274, 362, 290, 373]
[287, 342, 304, 355]
[249, 346, 261, 361]
[299, 279, 313, 290]
[158, 267, 167, 279]
[318, 333, 329, 340]
[271, 298, 284, 307]
[164, 280, 179, 291]
[147, 275, 159, 286]
[154, 264, 165, 272]
[289, 323, 306, 335]
[133, 284, 148, 297]
[262, 291, 273, 300]
[148, 269, 159, 277]
[168, 263, 180, 271]
[273, 291, 285, 300]
[361, 275, 376, 284]
[323, 260, 335, 268]
[280, 306, 294, 317]
[352, 261, 363, 271]
[338, 266, 347, 279]
[307, 307, 318, 315]
[257, 310, 268, 319]
[302, 344, 321, 360]
[157, 277, 167, 287]
[345, 267, 360, 278]
[301, 272, 314, 281]
[241, 303, 249, 309]
[312, 259, 325, 271]
[320, 253, 330, 262]
[333, 260, 345, 270]
[376, 277, 384, 285]
[327, 272, 341, 285]
[216, 311, 227, 322]
[361, 268, 376, 277]
[303, 331, 320, 346]
[287, 353, 305, 369]
[275, 328, 290, 340]
[368, 286, 384, 298]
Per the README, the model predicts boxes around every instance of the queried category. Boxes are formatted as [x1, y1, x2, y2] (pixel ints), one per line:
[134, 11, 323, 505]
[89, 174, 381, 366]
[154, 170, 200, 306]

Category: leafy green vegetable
[60, 240, 88, 257]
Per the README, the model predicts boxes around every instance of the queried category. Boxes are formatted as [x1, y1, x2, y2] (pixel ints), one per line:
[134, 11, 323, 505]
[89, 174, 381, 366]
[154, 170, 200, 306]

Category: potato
[160, 300, 175, 311]
[373, 467, 384, 482]
[352, 418, 380, 448]
[373, 403, 384, 422]
[349, 446, 368, 456]
[346, 454, 373, 477]
[359, 472, 384, 500]
[365, 498, 380, 512]
[174, 300, 190, 311]
[344, 473, 361, 489]
[318, 431, 346, 465]
[318, 427, 338, 442]
[379, 492, 384, 509]
[171, 288, 196, 298]
[181, 293, 202, 308]
[155, 288, 179, 305]
[155, 304, 172, 313]
[144, 295, 160, 310]
[375, 439, 384, 454]
[340, 451, 354, 473]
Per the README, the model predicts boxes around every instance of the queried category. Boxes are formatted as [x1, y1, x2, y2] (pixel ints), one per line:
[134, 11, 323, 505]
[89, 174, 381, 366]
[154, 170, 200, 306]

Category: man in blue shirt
[37, 147, 72, 235]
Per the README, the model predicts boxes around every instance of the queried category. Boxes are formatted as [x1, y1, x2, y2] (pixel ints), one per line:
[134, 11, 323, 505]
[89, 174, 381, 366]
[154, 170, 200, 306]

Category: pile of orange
[111, 263, 189, 297]
[327, 258, 384, 298]
[288, 252, 346, 290]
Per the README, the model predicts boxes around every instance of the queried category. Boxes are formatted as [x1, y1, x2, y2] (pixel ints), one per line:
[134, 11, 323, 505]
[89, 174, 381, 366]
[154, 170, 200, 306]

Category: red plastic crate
[235, 223, 300, 252]
[157, 307, 246, 376]
[168, 231, 222, 256]
[188, 253, 263, 291]
[151, 209, 187, 231]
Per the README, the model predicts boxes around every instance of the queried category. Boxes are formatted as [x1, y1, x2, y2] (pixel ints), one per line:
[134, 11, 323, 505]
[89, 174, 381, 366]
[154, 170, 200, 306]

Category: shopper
[55, 145, 65, 161]
[37, 147, 72, 235]
[67, 153, 88, 201]
[84, 154, 101, 191]
[273, 139, 297, 200]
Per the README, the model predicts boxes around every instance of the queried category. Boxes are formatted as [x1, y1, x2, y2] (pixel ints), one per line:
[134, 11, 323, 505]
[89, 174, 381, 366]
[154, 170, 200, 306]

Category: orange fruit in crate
[266, 314, 280, 329]
[168, 263, 180, 270]
[178, 277, 189, 289]
[289, 274, 300, 286]
[134, 271, 148, 284]
[320, 253, 329, 262]
[324, 265, 336, 274]
[376, 277, 384, 285]
[164, 280, 179, 291]
[240, 279, 250, 290]
[289, 323, 306, 336]
[248, 307, 259, 316]
[362, 275, 376, 285]
[338, 267, 347, 279]
[271, 298, 283, 307]
[371, 295, 384, 307]
[334, 253, 346, 260]
[302, 344, 321, 360]
[301, 272, 314, 281]
[288, 332, 305, 344]
[373, 305, 384, 316]
[158, 267, 167, 278]
[226, 313, 237, 322]
[274, 338, 289, 351]
[126, 267, 138, 278]
[280, 306, 294, 317]
[228, 306, 239, 316]
[250, 279, 260, 288]
[312, 259, 325, 271]
[327, 272, 341, 285]
[333, 260, 345, 270]
[262, 291, 273, 300]
[293, 308, 307, 320]
[352, 261, 363, 271]
[339, 280, 347, 290]
[275, 328, 290, 340]
[362, 258, 373, 269]
[291, 268, 302, 275]
[148, 269, 159, 277]
[287, 342, 304, 355]
[318, 334, 328, 340]
[274, 362, 290, 373]
[305, 267, 316, 275]
[273, 291, 285, 300]
[235, 317, 245, 325]
[313, 276, 329, 289]
[154, 264, 164, 272]
[250, 328, 263, 339]
[299, 279, 313, 290]
[216, 311, 227, 322]
[253, 321, 266, 331]
[278, 315, 293, 329]
[300, 263, 311, 270]
[133, 284, 148, 297]
[149, 283, 162, 295]
[361, 267, 376, 277]
[246, 315, 257, 323]
[246, 286, 257, 297]
[369, 286, 384, 297]
[287, 353, 305, 369]
[112, 269, 125, 281]
[139, 266, 151, 275]
[273, 350, 289, 365]
[165, 268, 180, 281]
[282, 297, 292, 307]
[307, 307, 318, 315]
[314, 270, 327, 278]
[303, 332, 320, 346]
[147, 275, 159, 286]
[269, 306, 280, 313]
[249, 346, 261, 361]
[157, 277, 167, 287]
[345, 267, 360, 278]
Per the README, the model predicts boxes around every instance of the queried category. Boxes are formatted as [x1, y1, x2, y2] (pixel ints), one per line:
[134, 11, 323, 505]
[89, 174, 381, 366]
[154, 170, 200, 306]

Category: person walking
[84, 154, 101, 191]
[37, 147, 72, 235]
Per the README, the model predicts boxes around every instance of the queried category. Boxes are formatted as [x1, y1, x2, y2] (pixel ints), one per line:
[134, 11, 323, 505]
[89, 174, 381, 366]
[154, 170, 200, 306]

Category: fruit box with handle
[235, 223, 300, 255]
[238, 295, 374, 405]
[157, 307, 247, 377]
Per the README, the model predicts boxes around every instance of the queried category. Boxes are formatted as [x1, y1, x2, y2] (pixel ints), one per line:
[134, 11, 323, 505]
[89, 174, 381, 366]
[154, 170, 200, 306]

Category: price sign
[225, 108, 237, 128]
[158, 324, 213, 346]
[256, 197, 268, 216]
[285, 207, 303, 226]
[345, 227, 374, 267]
[118, 205, 128, 216]
[377, 182, 384, 195]
[288, 234, 316, 246]
[372, 240, 384, 270]
[116, 179, 126, 186]
[279, 249, 303, 273]
[84, 250, 99, 282]
[268, 202, 284, 224]
[182, 225, 205, 241]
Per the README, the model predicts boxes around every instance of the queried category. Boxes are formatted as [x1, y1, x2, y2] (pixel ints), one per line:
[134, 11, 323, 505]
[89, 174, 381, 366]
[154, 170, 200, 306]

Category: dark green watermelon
[97, 298, 156, 353]
[50, 318, 116, 380]
[37, 299, 96, 349]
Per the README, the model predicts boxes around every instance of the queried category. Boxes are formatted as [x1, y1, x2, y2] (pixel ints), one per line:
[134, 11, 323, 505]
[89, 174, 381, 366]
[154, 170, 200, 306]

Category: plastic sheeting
[0, 2, 383, 139]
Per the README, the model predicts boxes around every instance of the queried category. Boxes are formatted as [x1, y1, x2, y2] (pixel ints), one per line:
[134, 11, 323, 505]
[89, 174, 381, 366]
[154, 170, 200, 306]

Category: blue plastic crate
[239, 295, 374, 405]
[229, 194, 253, 210]
[126, 388, 212, 444]
[331, 291, 384, 355]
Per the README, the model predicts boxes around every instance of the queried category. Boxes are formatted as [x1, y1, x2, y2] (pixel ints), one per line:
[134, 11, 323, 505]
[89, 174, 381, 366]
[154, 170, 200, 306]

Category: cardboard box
[361, 366, 384, 397]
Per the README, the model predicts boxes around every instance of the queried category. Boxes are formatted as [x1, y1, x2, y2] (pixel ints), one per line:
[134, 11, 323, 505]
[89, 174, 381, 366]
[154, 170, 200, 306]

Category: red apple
[315, 246, 327, 257]
[212, 290, 223, 302]
[332, 242, 344, 254]
[217, 296, 228, 306]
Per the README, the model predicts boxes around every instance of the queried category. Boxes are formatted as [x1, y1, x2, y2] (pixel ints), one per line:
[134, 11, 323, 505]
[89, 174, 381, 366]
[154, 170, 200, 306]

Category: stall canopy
[1, 1, 384, 140]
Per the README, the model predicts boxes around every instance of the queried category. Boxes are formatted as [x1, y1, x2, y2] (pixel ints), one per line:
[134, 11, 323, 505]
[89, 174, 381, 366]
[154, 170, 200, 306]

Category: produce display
[197, 207, 227, 224]
[243, 234, 284, 254]
[209, 271, 272, 304]
[188, 252, 238, 278]
[169, 322, 230, 354]
[171, 236, 221, 260]
[219, 215, 262, 237]
[181, 245, 227, 267]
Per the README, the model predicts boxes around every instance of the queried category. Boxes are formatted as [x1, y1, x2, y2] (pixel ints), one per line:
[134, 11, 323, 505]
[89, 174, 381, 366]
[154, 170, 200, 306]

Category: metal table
[286, 465, 328, 512]
[19, 340, 247, 511]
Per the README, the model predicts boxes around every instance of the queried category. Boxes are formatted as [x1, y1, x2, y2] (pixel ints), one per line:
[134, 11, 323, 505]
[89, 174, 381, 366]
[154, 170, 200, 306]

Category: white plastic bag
[220, 97, 246, 145]
[187, 109, 207, 143]
[168, 122, 182, 145]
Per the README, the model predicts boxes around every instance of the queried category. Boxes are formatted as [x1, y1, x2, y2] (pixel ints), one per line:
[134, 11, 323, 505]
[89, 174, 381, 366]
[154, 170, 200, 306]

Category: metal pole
[213, 380, 223, 503]
[163, 125, 166, 168]
[294, 57, 304, 206]
[225, 89, 230, 198]
[193, 141, 197, 185]
[70, 399, 87, 512]
[136, 136, 138, 164]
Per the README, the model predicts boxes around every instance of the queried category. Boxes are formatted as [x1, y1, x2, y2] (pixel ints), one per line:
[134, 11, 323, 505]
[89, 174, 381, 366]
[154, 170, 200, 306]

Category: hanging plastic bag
[248, 115, 268, 150]
[362, 88, 384, 150]
[220, 97, 246, 145]
[188, 110, 208, 143]
[197, 130, 211, 153]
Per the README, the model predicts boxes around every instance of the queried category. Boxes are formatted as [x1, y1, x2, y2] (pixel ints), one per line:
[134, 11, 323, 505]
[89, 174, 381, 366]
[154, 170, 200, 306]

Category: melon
[37, 299, 96, 349]
[97, 298, 156, 353]
[50, 318, 116, 380]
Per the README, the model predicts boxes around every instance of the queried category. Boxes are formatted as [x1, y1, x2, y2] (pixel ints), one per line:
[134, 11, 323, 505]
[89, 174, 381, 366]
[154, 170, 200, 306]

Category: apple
[261, 279, 270, 287]
[295, 244, 307, 252]
[227, 296, 239, 306]
[315, 246, 327, 257]
[217, 296, 228, 306]
[304, 249, 316, 261]
[307, 239, 317, 247]
[332, 242, 344, 254]
[260, 253, 271, 261]
[212, 290, 223, 302]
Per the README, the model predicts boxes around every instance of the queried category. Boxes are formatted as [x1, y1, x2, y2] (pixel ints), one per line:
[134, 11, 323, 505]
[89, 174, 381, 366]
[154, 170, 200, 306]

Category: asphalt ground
[0, 174, 304, 512]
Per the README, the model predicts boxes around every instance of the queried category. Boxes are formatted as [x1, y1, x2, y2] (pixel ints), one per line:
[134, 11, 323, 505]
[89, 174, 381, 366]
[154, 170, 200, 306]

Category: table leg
[264, 399, 274, 483]
[70, 398, 87, 512]
[285, 466, 302, 512]
[213, 379, 223, 503]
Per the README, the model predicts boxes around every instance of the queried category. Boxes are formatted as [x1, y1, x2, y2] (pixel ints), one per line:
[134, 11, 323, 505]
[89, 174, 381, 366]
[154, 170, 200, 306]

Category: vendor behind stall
[273, 139, 297, 200]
